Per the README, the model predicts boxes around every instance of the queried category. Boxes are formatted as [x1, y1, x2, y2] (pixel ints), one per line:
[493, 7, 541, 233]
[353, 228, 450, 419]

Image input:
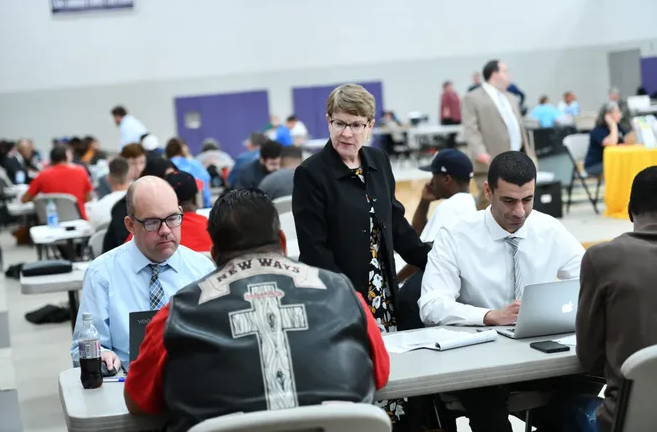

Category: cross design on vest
[229, 282, 309, 410]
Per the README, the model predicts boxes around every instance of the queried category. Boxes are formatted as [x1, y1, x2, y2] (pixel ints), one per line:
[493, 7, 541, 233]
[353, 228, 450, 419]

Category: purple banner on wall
[174, 90, 270, 157]
[52, 0, 133, 14]
[641, 57, 657, 94]
[292, 82, 384, 143]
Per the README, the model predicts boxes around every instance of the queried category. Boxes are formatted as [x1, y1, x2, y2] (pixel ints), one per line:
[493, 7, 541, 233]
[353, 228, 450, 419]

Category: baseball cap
[419, 149, 474, 181]
[164, 171, 198, 203]
[141, 134, 160, 151]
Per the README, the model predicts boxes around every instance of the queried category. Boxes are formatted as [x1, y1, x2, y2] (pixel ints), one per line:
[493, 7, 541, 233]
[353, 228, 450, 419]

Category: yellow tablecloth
[604, 146, 657, 219]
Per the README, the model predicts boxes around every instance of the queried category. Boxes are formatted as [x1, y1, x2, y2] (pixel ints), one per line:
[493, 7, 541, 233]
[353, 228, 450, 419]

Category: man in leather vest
[124, 188, 390, 432]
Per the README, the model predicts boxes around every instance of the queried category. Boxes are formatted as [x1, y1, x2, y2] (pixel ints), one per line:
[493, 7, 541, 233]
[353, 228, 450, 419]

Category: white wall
[1, 0, 656, 151]
[1, 0, 657, 93]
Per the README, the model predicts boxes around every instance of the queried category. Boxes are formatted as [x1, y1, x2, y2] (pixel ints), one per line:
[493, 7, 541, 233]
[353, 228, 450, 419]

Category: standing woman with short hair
[293, 84, 430, 429]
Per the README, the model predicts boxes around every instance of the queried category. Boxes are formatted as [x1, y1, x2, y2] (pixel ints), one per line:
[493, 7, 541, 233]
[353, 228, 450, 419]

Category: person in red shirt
[22, 145, 93, 219]
[124, 170, 212, 252]
[124, 189, 389, 431]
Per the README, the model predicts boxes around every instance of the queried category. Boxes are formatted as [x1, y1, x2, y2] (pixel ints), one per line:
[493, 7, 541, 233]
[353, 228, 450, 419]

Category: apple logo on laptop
[562, 301, 574, 314]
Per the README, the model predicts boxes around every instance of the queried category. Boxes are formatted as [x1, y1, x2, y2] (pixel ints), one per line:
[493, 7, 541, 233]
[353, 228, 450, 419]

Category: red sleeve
[26, 174, 41, 197]
[356, 293, 390, 390]
[124, 303, 169, 414]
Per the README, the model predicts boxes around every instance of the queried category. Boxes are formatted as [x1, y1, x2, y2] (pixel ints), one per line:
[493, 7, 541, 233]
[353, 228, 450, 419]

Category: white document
[554, 334, 577, 346]
[383, 328, 498, 353]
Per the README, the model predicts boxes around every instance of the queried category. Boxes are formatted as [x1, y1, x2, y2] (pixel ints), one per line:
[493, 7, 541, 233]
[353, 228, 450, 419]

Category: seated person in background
[88, 157, 130, 231]
[73, 176, 215, 369]
[235, 139, 282, 189]
[584, 101, 636, 177]
[165, 137, 211, 208]
[265, 114, 293, 146]
[124, 189, 389, 430]
[103, 158, 176, 254]
[419, 151, 585, 432]
[16, 138, 42, 180]
[257, 145, 302, 200]
[396, 149, 476, 283]
[568, 166, 657, 432]
[196, 138, 234, 187]
[529, 95, 561, 128]
[286, 115, 308, 145]
[125, 171, 212, 252]
[226, 132, 267, 187]
[121, 143, 148, 182]
[600, 87, 632, 132]
[557, 91, 580, 119]
[22, 145, 93, 219]
[3, 140, 31, 184]
[81, 135, 107, 165]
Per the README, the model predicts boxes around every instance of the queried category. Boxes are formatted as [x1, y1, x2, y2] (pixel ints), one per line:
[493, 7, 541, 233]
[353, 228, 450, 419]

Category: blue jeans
[562, 395, 603, 432]
[585, 163, 603, 177]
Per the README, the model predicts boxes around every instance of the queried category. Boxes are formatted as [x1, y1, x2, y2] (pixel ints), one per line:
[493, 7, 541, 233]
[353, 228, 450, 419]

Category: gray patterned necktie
[149, 264, 167, 310]
[505, 236, 523, 300]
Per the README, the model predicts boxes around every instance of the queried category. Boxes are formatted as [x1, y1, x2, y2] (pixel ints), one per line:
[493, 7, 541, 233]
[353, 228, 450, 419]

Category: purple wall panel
[641, 57, 657, 94]
[175, 90, 270, 157]
[292, 81, 384, 143]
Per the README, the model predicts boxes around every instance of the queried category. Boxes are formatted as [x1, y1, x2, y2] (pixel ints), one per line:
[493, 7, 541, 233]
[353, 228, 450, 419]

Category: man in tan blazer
[461, 59, 535, 209]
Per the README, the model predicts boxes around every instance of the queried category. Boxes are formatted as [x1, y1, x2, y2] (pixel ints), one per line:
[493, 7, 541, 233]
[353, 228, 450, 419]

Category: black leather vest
[162, 253, 375, 432]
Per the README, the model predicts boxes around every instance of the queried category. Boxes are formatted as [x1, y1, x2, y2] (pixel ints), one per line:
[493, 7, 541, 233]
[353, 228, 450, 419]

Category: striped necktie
[149, 264, 167, 310]
[505, 236, 523, 300]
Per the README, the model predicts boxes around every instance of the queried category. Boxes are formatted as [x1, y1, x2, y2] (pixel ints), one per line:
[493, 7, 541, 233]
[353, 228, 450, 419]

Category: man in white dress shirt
[71, 176, 215, 370]
[88, 157, 130, 230]
[396, 149, 476, 283]
[419, 151, 585, 432]
[111, 105, 148, 150]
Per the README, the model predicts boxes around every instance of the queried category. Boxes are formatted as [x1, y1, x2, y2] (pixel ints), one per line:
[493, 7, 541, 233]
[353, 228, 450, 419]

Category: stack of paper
[383, 328, 498, 353]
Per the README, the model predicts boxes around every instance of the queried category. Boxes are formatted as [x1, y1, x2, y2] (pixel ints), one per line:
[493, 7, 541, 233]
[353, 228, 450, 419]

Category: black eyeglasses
[329, 118, 370, 133]
[131, 213, 183, 232]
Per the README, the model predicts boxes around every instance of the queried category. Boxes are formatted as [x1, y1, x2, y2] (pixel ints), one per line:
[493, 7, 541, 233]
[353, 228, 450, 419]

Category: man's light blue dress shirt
[70, 240, 216, 365]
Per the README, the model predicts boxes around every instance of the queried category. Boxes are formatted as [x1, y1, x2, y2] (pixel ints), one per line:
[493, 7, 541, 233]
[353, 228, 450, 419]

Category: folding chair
[188, 403, 391, 432]
[88, 229, 107, 259]
[562, 134, 603, 214]
[612, 344, 657, 431]
[272, 196, 292, 215]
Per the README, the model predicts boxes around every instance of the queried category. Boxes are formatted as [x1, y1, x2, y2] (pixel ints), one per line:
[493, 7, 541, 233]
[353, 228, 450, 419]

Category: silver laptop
[496, 279, 579, 339]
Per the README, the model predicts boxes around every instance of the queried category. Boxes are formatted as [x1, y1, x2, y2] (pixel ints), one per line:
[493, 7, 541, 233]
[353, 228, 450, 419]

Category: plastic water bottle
[78, 313, 103, 389]
[46, 199, 59, 227]
[15, 171, 25, 184]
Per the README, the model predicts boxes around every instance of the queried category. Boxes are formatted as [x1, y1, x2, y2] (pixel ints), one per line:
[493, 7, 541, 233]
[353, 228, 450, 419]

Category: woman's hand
[604, 114, 616, 127]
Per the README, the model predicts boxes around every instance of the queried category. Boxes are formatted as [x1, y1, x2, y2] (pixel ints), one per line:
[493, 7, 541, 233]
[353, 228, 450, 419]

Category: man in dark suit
[573, 166, 657, 432]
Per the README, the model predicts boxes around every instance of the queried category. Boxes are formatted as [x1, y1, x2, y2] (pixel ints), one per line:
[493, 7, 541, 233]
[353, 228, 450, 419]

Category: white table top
[7, 201, 34, 217]
[196, 208, 211, 218]
[20, 262, 88, 295]
[0, 348, 16, 391]
[58, 328, 581, 432]
[30, 220, 94, 245]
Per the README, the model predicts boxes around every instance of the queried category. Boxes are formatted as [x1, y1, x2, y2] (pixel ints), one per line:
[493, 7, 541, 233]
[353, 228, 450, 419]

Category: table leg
[36, 245, 43, 260]
[68, 290, 79, 332]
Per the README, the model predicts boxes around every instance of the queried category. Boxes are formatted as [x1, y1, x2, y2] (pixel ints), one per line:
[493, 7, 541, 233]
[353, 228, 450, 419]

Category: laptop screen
[129, 310, 158, 363]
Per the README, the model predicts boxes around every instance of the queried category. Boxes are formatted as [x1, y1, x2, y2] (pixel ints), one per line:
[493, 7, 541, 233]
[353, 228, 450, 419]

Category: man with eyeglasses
[71, 176, 216, 371]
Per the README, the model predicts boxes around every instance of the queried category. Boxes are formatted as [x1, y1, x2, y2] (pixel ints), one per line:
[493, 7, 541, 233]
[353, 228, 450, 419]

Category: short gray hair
[596, 101, 620, 127]
[126, 181, 137, 216]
